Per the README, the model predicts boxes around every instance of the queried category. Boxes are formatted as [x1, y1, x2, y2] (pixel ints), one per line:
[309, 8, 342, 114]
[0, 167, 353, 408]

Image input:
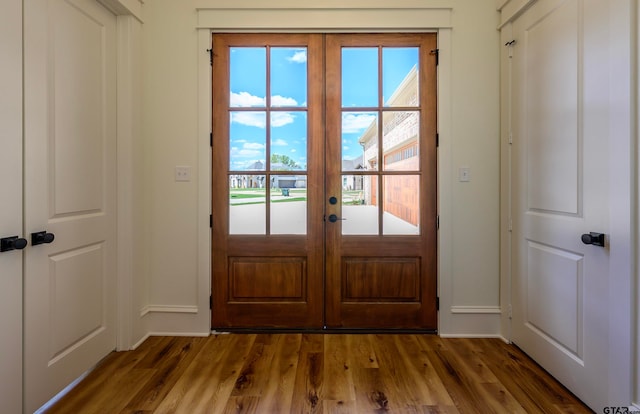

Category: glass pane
[229, 175, 266, 234]
[230, 47, 266, 107]
[270, 176, 307, 235]
[383, 48, 419, 107]
[341, 175, 378, 235]
[382, 111, 420, 171]
[270, 111, 307, 171]
[271, 48, 307, 107]
[342, 112, 378, 171]
[230, 112, 266, 171]
[342, 48, 378, 107]
[383, 175, 420, 235]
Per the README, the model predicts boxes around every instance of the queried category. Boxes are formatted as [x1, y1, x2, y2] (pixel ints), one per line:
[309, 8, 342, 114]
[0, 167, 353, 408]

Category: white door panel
[512, 0, 610, 410]
[0, 0, 24, 412]
[24, 0, 117, 411]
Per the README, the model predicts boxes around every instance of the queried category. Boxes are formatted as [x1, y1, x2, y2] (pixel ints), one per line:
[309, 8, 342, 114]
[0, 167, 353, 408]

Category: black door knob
[1, 236, 28, 252]
[32, 231, 55, 246]
[329, 196, 338, 205]
[581, 232, 605, 247]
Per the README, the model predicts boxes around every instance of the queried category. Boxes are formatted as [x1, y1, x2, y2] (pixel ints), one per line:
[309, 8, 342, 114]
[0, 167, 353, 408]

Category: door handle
[32, 231, 55, 246]
[327, 214, 346, 223]
[0, 236, 28, 252]
[581, 232, 605, 247]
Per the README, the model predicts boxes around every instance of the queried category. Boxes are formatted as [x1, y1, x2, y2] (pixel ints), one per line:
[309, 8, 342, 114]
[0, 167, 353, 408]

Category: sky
[229, 46, 418, 171]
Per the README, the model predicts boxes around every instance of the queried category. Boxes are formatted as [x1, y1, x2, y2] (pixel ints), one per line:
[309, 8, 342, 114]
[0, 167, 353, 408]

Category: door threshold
[211, 327, 438, 335]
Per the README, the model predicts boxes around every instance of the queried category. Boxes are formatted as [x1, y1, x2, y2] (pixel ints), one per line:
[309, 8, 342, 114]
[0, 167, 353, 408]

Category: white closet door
[23, 0, 118, 411]
[511, 0, 610, 410]
[0, 0, 24, 412]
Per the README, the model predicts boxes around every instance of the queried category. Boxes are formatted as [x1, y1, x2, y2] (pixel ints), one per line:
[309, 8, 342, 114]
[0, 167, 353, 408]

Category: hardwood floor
[45, 334, 593, 413]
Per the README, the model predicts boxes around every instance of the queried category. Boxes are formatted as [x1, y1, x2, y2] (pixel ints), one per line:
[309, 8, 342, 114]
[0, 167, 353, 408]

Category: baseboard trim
[147, 331, 210, 338]
[440, 333, 507, 340]
[131, 333, 151, 350]
[450, 306, 502, 314]
[140, 305, 199, 317]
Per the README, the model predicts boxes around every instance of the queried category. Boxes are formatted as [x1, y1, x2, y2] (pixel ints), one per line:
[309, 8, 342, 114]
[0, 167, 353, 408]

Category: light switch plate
[459, 167, 470, 182]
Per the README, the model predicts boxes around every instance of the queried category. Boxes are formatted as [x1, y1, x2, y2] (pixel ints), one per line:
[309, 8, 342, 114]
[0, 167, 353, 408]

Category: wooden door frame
[210, 33, 438, 330]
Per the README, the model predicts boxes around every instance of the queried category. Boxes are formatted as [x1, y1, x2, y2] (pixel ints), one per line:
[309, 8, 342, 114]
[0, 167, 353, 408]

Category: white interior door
[0, 0, 24, 412]
[23, 0, 117, 411]
[511, 0, 610, 410]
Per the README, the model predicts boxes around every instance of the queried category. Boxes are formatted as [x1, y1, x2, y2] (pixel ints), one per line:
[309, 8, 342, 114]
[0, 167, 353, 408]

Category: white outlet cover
[175, 166, 192, 182]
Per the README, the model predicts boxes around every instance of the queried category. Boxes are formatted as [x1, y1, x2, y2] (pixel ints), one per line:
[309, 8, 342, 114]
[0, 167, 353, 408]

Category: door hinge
[508, 132, 513, 145]
[507, 304, 512, 319]
[436, 297, 440, 311]
[207, 48, 213, 66]
[508, 218, 512, 232]
[210, 214, 213, 228]
[430, 48, 439, 66]
[437, 215, 440, 230]
[209, 295, 212, 310]
[210, 132, 213, 147]
[436, 133, 439, 147]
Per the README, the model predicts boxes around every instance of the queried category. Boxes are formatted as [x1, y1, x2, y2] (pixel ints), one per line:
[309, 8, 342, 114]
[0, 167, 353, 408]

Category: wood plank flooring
[45, 334, 593, 413]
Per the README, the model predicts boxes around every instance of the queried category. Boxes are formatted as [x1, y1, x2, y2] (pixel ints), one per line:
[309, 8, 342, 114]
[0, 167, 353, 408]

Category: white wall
[441, 0, 502, 336]
[139, 0, 501, 336]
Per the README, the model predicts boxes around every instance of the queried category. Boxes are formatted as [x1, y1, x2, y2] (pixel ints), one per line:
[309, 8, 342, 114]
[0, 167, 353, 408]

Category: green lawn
[229, 188, 307, 205]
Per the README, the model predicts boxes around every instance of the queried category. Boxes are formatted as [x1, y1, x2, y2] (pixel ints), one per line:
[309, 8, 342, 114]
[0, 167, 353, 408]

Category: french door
[211, 33, 437, 330]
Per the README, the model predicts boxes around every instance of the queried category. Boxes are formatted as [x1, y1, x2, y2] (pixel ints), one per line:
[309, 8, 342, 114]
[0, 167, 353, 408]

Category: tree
[271, 153, 299, 169]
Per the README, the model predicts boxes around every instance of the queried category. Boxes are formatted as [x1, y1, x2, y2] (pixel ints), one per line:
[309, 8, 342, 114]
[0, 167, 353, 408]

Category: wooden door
[23, 0, 118, 411]
[211, 33, 437, 330]
[0, 1, 24, 411]
[211, 34, 325, 328]
[324, 34, 438, 329]
[511, 0, 610, 410]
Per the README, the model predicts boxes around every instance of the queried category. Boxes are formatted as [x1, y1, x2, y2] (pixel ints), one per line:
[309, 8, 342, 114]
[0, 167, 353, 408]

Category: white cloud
[342, 113, 377, 134]
[271, 95, 298, 106]
[272, 139, 288, 146]
[238, 149, 263, 158]
[343, 146, 350, 151]
[287, 50, 307, 64]
[231, 112, 266, 128]
[243, 142, 265, 150]
[291, 149, 297, 153]
[230, 142, 265, 159]
[271, 112, 295, 128]
[230, 91, 265, 107]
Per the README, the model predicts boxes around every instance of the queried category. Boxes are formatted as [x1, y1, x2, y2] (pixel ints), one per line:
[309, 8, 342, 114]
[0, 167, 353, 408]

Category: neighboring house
[229, 161, 307, 189]
[358, 65, 420, 226]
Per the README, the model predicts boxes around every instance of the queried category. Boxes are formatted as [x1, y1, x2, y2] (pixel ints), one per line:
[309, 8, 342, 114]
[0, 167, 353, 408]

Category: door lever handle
[327, 214, 346, 223]
[581, 232, 605, 247]
[32, 231, 55, 246]
[1, 236, 28, 252]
